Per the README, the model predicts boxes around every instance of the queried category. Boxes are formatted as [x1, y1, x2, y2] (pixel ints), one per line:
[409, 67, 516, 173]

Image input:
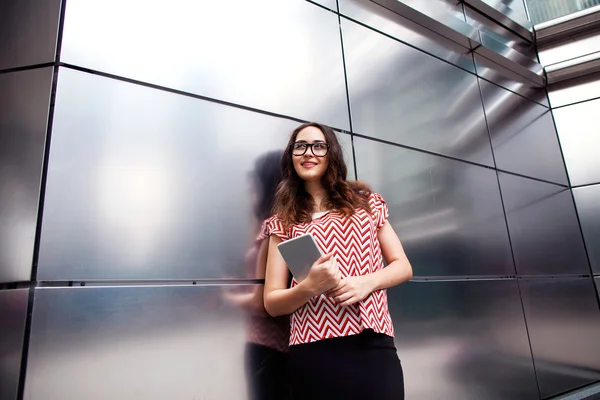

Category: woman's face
[292, 126, 329, 183]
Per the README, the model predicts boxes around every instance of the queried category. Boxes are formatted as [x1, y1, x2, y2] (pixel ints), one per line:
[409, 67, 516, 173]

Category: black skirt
[288, 329, 405, 400]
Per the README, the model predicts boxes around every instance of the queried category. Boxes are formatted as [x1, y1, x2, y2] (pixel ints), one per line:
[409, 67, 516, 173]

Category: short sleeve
[263, 215, 290, 241]
[370, 192, 389, 229]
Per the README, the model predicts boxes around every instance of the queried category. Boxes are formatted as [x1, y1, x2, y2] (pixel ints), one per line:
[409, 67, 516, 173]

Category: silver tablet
[277, 233, 324, 282]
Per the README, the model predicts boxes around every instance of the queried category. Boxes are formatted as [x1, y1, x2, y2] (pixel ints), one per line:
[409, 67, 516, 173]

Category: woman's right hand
[302, 253, 341, 297]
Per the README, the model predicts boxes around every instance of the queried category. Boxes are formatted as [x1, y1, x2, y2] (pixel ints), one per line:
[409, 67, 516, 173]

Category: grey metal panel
[481, 0, 530, 26]
[574, 184, 600, 274]
[498, 173, 589, 275]
[38, 68, 301, 281]
[475, 54, 550, 106]
[0, 0, 61, 70]
[24, 285, 268, 400]
[338, 133, 355, 180]
[538, 30, 600, 67]
[0, 68, 53, 283]
[520, 278, 600, 398]
[368, 0, 545, 86]
[309, 0, 337, 11]
[389, 280, 538, 399]
[464, 0, 532, 38]
[342, 19, 494, 167]
[0, 288, 28, 400]
[353, 136, 514, 276]
[464, 6, 535, 60]
[548, 70, 600, 108]
[338, 0, 476, 73]
[59, 0, 349, 130]
[479, 79, 568, 184]
[553, 98, 600, 187]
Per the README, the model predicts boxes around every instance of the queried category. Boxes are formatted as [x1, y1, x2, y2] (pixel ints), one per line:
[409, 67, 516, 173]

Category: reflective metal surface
[309, 0, 337, 11]
[38, 68, 301, 281]
[60, 0, 349, 129]
[24, 285, 259, 400]
[498, 173, 589, 275]
[371, 0, 545, 85]
[343, 19, 494, 166]
[0, 288, 28, 400]
[538, 30, 600, 67]
[475, 54, 550, 106]
[546, 51, 600, 84]
[553, 98, 600, 187]
[0, 0, 61, 70]
[338, 0, 476, 72]
[573, 184, 600, 274]
[0, 68, 53, 283]
[365, 0, 477, 48]
[548, 70, 600, 107]
[479, 79, 568, 184]
[534, 3, 600, 42]
[520, 278, 600, 398]
[353, 136, 514, 276]
[463, 0, 532, 37]
[389, 280, 538, 399]
[464, 6, 535, 60]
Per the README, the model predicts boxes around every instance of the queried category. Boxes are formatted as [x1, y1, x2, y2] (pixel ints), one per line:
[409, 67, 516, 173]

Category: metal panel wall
[59, 0, 349, 130]
[353, 137, 514, 276]
[499, 173, 589, 275]
[0, 68, 53, 283]
[338, 0, 476, 73]
[343, 19, 494, 166]
[549, 70, 600, 108]
[0, 289, 28, 400]
[389, 280, 538, 400]
[520, 279, 600, 398]
[474, 53, 549, 106]
[0, 0, 61, 70]
[574, 184, 600, 275]
[479, 79, 568, 185]
[38, 68, 303, 281]
[553, 98, 600, 187]
[24, 285, 256, 400]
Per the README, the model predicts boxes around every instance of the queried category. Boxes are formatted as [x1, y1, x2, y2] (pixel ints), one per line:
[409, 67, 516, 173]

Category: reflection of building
[527, 0, 600, 24]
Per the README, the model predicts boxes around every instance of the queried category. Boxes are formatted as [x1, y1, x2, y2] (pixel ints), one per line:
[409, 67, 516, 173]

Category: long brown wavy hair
[272, 122, 372, 227]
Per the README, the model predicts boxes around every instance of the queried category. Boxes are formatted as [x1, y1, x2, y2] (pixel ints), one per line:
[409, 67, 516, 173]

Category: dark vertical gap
[335, 0, 358, 181]
[17, 0, 67, 398]
[476, 75, 543, 399]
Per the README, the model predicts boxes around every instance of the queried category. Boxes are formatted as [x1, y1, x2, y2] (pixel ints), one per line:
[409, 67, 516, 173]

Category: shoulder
[263, 215, 290, 241]
[368, 192, 386, 207]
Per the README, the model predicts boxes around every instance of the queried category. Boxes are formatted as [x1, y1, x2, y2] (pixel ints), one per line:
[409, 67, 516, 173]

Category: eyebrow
[294, 140, 326, 143]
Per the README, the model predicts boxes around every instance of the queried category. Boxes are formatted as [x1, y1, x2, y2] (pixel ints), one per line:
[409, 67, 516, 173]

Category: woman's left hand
[328, 275, 374, 307]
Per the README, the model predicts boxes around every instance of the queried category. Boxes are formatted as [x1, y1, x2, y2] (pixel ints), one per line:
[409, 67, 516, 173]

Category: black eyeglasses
[291, 142, 329, 157]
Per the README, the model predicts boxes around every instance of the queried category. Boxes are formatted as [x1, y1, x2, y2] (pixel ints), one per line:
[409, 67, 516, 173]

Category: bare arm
[264, 235, 340, 317]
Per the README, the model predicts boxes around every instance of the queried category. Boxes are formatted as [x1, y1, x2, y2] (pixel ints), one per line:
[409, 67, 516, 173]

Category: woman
[222, 151, 291, 400]
[263, 122, 413, 399]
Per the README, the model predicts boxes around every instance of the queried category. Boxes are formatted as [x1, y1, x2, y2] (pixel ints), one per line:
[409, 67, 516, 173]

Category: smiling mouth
[301, 162, 318, 168]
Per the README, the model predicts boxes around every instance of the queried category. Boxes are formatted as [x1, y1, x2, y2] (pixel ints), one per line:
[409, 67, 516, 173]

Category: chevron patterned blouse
[265, 192, 395, 346]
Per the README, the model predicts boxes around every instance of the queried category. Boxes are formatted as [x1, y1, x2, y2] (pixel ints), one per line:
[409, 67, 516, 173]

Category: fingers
[328, 280, 346, 297]
[339, 297, 359, 307]
[334, 291, 353, 304]
[315, 253, 334, 264]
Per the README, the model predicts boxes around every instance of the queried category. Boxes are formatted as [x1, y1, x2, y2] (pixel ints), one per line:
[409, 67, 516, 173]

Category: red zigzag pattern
[267, 193, 395, 345]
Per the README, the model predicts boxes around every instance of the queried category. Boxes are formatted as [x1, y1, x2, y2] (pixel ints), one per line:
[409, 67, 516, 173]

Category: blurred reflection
[222, 151, 291, 400]
[0, 289, 28, 400]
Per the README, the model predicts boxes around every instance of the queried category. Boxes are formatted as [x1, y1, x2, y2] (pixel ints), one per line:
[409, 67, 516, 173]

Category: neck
[305, 180, 327, 211]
